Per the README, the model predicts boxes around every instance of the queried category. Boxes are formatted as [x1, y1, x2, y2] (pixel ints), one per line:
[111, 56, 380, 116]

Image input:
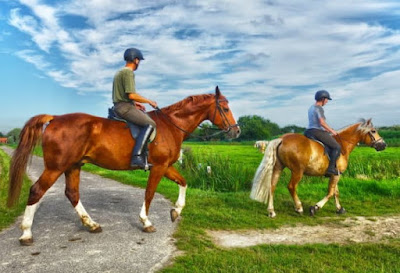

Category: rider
[304, 90, 341, 176]
[112, 48, 158, 169]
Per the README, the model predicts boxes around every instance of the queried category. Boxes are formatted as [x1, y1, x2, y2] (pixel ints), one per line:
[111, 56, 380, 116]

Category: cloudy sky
[1, 0, 400, 133]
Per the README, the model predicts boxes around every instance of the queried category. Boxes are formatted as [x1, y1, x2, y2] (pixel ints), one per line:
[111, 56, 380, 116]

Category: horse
[8, 86, 241, 246]
[254, 140, 269, 153]
[250, 119, 386, 217]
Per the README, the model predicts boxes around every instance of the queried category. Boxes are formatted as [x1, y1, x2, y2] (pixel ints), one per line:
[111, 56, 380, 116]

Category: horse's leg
[311, 175, 340, 216]
[139, 165, 168, 233]
[287, 170, 304, 214]
[268, 161, 284, 218]
[20, 169, 62, 246]
[334, 184, 346, 214]
[164, 166, 187, 222]
[65, 166, 101, 233]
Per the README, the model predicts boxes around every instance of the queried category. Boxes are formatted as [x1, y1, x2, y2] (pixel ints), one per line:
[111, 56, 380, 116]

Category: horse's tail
[250, 138, 282, 203]
[7, 114, 54, 207]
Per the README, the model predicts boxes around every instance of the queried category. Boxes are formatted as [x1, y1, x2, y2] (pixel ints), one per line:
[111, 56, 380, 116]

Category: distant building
[0, 137, 7, 144]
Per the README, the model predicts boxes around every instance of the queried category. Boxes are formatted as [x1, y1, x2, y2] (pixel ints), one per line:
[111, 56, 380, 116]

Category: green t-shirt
[112, 67, 136, 103]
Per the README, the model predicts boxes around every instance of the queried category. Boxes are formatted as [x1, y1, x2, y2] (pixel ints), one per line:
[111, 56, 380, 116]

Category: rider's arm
[128, 93, 158, 108]
[319, 118, 338, 135]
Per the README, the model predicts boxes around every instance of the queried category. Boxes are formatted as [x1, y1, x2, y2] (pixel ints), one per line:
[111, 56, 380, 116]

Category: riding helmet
[124, 48, 144, 62]
[315, 90, 332, 101]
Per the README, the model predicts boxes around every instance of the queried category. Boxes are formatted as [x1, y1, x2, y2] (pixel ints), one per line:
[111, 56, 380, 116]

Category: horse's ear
[215, 86, 221, 98]
[366, 118, 372, 126]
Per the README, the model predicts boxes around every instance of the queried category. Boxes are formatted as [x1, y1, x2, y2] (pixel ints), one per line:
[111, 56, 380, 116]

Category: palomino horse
[250, 119, 386, 217]
[8, 86, 240, 245]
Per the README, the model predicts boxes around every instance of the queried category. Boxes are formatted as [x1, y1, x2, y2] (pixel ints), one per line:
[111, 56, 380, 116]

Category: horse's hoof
[268, 211, 276, 218]
[143, 226, 156, 233]
[336, 207, 346, 215]
[19, 238, 33, 246]
[170, 209, 179, 222]
[309, 205, 318, 217]
[89, 226, 102, 233]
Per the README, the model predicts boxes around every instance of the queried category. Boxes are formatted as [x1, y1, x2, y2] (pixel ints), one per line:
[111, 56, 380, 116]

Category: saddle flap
[107, 107, 156, 141]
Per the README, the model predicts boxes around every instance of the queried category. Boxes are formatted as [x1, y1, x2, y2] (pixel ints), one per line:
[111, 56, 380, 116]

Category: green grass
[0, 147, 31, 231]
[1, 143, 400, 272]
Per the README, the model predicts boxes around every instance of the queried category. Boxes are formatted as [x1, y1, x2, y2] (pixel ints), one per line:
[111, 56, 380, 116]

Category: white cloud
[5, 0, 400, 127]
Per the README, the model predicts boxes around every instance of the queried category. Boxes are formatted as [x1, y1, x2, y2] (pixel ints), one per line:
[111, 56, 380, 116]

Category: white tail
[250, 138, 282, 203]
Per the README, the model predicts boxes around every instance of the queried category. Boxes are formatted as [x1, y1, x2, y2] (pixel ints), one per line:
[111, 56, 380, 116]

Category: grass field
[1, 143, 399, 272]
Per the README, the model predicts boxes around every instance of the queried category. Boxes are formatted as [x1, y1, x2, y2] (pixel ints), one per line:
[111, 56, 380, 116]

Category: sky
[1, 0, 400, 134]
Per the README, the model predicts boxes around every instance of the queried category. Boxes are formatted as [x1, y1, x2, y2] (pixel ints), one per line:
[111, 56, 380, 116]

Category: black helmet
[124, 48, 144, 62]
[315, 90, 332, 101]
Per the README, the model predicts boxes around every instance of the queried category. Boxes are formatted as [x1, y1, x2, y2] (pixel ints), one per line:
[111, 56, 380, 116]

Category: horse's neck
[338, 124, 362, 155]
[163, 102, 211, 137]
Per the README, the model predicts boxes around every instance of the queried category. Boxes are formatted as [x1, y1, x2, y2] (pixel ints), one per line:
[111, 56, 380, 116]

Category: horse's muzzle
[227, 126, 241, 139]
[374, 140, 386, 151]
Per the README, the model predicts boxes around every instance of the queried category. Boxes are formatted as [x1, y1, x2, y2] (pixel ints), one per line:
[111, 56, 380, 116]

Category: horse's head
[358, 119, 386, 151]
[208, 86, 241, 139]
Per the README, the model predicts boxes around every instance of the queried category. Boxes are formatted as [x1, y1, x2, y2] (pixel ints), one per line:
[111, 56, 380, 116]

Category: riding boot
[130, 125, 154, 170]
[325, 148, 341, 176]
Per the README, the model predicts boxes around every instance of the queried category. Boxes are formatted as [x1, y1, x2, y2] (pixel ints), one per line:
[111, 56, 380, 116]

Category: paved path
[0, 146, 178, 273]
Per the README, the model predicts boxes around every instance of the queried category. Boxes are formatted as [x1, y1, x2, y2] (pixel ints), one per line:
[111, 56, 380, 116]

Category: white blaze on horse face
[175, 185, 187, 215]
[140, 202, 152, 227]
[74, 200, 99, 230]
[20, 203, 39, 241]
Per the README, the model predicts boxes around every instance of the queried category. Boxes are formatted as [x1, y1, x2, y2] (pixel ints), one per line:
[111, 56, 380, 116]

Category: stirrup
[131, 155, 152, 171]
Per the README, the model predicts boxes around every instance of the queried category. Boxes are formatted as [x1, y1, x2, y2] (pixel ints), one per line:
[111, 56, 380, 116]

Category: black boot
[325, 148, 340, 176]
[131, 125, 154, 170]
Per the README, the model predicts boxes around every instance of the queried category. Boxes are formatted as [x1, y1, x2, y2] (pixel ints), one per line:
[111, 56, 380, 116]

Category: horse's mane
[161, 94, 215, 114]
[337, 119, 374, 134]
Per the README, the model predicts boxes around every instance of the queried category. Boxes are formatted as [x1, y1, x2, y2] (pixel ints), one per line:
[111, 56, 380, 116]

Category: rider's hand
[149, 100, 158, 109]
[135, 102, 146, 112]
[331, 130, 338, 136]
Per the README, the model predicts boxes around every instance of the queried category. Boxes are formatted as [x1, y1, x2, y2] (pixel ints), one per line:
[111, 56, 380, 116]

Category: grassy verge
[0, 147, 31, 231]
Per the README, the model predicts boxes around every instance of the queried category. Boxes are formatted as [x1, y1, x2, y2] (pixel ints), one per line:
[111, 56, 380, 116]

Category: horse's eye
[224, 108, 229, 113]
[371, 129, 376, 134]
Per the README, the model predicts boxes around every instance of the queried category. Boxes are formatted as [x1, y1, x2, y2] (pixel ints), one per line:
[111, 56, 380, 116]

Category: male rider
[112, 48, 157, 169]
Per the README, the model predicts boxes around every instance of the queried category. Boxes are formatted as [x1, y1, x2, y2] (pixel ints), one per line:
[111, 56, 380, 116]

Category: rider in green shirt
[112, 48, 157, 170]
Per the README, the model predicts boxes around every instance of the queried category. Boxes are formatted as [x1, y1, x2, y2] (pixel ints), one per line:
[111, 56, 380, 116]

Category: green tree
[281, 125, 306, 134]
[6, 128, 22, 144]
[237, 115, 280, 141]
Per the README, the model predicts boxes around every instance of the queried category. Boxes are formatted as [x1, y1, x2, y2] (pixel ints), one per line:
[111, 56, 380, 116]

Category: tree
[237, 115, 280, 141]
[281, 125, 306, 134]
[6, 128, 22, 144]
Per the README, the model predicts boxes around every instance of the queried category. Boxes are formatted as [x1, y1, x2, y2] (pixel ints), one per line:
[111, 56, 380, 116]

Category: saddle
[107, 107, 143, 139]
[304, 134, 332, 160]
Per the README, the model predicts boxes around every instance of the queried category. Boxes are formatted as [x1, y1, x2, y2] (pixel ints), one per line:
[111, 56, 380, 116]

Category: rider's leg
[131, 124, 154, 169]
[114, 102, 156, 170]
[308, 129, 341, 176]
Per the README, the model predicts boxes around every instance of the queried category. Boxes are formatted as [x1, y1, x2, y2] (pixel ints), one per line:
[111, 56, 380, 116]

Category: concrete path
[0, 146, 178, 273]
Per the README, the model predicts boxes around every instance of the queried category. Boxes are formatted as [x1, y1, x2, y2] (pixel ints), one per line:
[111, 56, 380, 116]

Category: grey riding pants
[114, 102, 156, 128]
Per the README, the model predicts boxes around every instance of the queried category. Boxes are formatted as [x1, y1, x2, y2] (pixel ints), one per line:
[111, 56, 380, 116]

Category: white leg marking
[139, 202, 152, 227]
[20, 204, 39, 241]
[174, 185, 187, 215]
[316, 197, 329, 209]
[74, 200, 99, 230]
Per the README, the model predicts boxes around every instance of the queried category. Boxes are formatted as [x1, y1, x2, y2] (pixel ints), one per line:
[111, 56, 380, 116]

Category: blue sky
[1, 0, 400, 134]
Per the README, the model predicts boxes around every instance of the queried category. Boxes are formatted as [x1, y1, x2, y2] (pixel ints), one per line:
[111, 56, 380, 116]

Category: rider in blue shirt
[304, 90, 341, 176]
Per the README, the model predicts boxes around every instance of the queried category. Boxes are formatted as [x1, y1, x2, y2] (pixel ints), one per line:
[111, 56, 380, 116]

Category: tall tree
[237, 115, 280, 140]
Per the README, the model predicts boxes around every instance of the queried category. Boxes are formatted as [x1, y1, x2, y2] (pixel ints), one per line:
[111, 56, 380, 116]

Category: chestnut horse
[250, 119, 386, 217]
[8, 86, 240, 245]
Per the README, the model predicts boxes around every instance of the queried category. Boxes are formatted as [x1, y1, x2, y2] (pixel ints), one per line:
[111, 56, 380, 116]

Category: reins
[153, 97, 238, 140]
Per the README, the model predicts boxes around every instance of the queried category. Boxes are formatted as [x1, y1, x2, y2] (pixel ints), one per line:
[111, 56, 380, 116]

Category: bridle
[210, 98, 239, 133]
[154, 97, 238, 140]
[367, 130, 384, 147]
